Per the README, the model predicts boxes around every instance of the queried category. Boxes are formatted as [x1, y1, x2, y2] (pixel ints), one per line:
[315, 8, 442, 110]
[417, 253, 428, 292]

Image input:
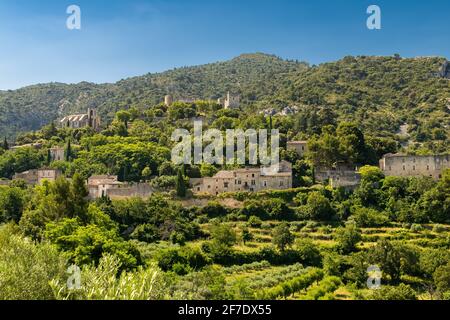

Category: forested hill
[0, 53, 305, 138]
[0, 53, 448, 139]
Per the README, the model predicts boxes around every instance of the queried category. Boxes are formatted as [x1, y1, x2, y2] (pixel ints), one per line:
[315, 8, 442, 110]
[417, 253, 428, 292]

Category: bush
[247, 216, 263, 228]
[295, 238, 323, 267]
[410, 224, 424, 233]
[200, 202, 228, 218]
[432, 224, 446, 233]
[0, 225, 67, 300]
[156, 247, 210, 274]
[350, 206, 389, 227]
[300, 276, 342, 300]
[334, 222, 362, 254]
[257, 268, 324, 299]
[369, 284, 417, 300]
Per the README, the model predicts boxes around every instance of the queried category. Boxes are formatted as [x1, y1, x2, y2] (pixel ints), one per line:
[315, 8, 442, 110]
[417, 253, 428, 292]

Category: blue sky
[0, 0, 449, 90]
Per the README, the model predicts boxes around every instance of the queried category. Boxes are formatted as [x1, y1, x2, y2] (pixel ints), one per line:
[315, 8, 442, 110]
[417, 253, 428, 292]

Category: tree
[200, 163, 218, 177]
[241, 227, 253, 245]
[176, 169, 187, 198]
[65, 139, 72, 162]
[334, 222, 362, 254]
[305, 192, 335, 221]
[368, 240, 418, 283]
[2, 137, 8, 151]
[70, 173, 89, 221]
[116, 110, 132, 127]
[210, 224, 237, 248]
[434, 262, 450, 295]
[295, 238, 322, 266]
[417, 169, 450, 223]
[0, 186, 27, 223]
[47, 149, 52, 165]
[141, 167, 152, 181]
[369, 284, 417, 300]
[336, 122, 367, 164]
[0, 225, 67, 300]
[272, 222, 294, 252]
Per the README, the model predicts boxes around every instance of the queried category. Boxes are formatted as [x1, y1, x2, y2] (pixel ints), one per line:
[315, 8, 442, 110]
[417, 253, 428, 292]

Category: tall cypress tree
[47, 149, 52, 164]
[176, 169, 187, 198]
[65, 139, 72, 162]
[3, 137, 8, 150]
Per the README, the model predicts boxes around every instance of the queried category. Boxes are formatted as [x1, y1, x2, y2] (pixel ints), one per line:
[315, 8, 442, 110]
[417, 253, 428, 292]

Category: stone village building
[60, 108, 101, 131]
[192, 161, 293, 195]
[49, 146, 65, 162]
[287, 141, 309, 158]
[379, 153, 450, 180]
[13, 168, 62, 185]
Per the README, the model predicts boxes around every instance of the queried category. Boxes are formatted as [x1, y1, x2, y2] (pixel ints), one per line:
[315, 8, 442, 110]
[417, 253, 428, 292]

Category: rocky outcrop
[439, 61, 450, 79]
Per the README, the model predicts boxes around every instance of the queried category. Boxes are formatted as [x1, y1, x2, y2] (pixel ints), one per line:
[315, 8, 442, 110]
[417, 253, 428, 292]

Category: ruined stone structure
[193, 161, 293, 195]
[87, 175, 153, 199]
[315, 166, 361, 189]
[164, 95, 174, 107]
[106, 183, 154, 200]
[224, 92, 240, 109]
[87, 175, 123, 199]
[49, 146, 65, 162]
[60, 108, 101, 131]
[379, 153, 450, 179]
[13, 168, 62, 185]
[287, 141, 309, 158]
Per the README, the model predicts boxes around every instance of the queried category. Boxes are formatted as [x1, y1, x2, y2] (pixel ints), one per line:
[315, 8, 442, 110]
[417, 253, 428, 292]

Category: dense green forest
[0, 53, 449, 300]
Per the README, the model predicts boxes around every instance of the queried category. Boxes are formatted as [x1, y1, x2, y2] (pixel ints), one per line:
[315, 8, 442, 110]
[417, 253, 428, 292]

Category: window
[251, 180, 256, 185]
[237, 180, 241, 185]
[413, 166, 416, 171]
[224, 182, 229, 188]
[279, 181, 284, 187]
[403, 165, 406, 171]
[252, 174, 255, 178]
[427, 165, 430, 170]
[263, 181, 267, 187]
[389, 166, 392, 171]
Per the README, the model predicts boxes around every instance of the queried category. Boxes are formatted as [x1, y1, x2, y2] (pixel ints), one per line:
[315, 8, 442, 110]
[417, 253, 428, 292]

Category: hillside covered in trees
[1, 53, 448, 147]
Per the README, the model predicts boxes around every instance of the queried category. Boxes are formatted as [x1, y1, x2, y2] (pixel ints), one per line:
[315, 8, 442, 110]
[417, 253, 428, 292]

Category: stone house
[315, 167, 361, 189]
[49, 146, 65, 162]
[223, 92, 240, 109]
[379, 153, 450, 179]
[193, 161, 293, 195]
[87, 175, 123, 199]
[287, 141, 309, 158]
[13, 168, 62, 185]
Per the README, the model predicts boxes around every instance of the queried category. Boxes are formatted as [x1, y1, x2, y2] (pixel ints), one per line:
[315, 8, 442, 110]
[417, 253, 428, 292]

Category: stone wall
[106, 183, 154, 199]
